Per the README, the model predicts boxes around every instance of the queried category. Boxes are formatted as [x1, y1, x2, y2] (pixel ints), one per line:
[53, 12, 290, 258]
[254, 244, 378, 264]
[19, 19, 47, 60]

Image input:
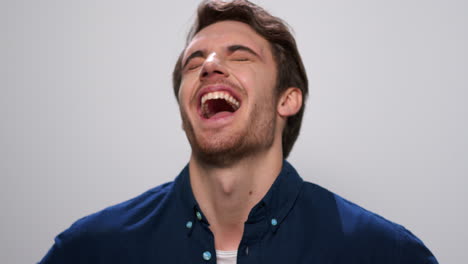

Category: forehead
[184, 20, 271, 58]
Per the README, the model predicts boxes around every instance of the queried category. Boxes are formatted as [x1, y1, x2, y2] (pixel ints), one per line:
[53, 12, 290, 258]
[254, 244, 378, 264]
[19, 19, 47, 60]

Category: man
[40, 0, 438, 263]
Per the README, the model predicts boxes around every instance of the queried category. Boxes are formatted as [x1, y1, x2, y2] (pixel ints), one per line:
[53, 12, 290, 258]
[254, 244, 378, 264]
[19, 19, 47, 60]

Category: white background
[2, 0, 467, 263]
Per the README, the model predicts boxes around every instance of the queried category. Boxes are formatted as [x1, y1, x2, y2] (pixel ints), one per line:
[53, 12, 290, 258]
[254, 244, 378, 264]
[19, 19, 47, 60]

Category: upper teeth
[201, 91, 240, 108]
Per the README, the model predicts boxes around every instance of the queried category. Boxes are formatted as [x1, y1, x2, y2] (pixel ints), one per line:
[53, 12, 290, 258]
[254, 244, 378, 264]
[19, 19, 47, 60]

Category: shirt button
[196, 211, 202, 221]
[203, 251, 212, 261]
[186, 221, 193, 229]
[271, 218, 278, 226]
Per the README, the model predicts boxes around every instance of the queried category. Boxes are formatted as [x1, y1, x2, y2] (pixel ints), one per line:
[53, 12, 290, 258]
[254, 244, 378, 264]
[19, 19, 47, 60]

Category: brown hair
[172, 0, 308, 158]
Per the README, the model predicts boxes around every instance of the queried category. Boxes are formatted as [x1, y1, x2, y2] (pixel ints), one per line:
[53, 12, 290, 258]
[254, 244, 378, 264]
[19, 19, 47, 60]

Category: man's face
[178, 21, 279, 165]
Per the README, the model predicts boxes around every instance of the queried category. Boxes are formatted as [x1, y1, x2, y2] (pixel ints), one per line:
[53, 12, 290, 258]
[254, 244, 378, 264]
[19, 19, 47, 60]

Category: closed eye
[227, 44, 260, 62]
[185, 57, 204, 71]
[231, 57, 249, 62]
[229, 50, 256, 63]
[230, 51, 254, 62]
[188, 64, 202, 70]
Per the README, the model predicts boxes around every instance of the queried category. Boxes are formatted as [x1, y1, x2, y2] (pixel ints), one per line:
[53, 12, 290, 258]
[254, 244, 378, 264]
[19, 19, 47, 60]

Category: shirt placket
[187, 206, 217, 263]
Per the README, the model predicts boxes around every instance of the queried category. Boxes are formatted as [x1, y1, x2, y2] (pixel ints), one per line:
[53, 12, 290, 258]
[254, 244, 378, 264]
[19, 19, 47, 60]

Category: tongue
[209, 111, 234, 119]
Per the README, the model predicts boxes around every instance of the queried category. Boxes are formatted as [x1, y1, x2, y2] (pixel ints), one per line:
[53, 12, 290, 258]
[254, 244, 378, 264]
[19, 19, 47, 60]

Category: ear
[277, 87, 302, 117]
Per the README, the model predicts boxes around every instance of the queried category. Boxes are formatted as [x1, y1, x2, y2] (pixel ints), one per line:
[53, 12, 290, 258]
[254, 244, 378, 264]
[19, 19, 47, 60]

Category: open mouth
[200, 91, 241, 119]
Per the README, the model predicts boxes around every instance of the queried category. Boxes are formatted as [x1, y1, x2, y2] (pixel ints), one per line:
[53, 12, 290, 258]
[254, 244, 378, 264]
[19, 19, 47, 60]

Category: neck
[189, 144, 283, 251]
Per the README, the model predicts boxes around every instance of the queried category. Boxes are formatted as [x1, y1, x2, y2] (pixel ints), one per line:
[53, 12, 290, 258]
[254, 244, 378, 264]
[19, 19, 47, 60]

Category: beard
[180, 95, 277, 167]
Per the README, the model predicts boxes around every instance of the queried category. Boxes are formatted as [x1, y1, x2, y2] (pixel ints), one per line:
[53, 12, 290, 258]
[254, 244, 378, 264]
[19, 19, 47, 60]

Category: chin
[190, 133, 247, 166]
[191, 130, 277, 167]
[180, 100, 277, 166]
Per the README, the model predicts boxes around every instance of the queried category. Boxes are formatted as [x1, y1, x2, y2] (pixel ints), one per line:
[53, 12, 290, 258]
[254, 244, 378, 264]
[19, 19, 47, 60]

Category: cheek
[177, 82, 186, 103]
[261, 69, 278, 97]
[234, 66, 262, 90]
[177, 89, 192, 118]
[178, 77, 195, 105]
[241, 67, 276, 96]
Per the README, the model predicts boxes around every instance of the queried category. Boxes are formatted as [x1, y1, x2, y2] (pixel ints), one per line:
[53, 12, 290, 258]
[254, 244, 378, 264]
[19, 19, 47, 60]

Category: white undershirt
[216, 250, 237, 264]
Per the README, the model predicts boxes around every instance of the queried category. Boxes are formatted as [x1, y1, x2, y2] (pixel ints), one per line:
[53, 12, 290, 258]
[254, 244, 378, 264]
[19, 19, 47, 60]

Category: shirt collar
[251, 160, 304, 232]
[174, 160, 304, 234]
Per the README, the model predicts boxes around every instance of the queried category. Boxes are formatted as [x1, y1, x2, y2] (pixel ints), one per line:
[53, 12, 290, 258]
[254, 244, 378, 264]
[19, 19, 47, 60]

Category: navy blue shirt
[40, 161, 438, 263]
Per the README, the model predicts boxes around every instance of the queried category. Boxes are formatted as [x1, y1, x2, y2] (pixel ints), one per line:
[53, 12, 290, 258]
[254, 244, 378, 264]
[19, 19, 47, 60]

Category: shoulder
[69, 181, 174, 235]
[40, 181, 175, 263]
[298, 182, 402, 241]
[299, 182, 438, 263]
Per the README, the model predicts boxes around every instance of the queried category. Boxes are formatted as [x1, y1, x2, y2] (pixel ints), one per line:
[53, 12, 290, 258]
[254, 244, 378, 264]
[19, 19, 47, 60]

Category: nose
[199, 52, 229, 80]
